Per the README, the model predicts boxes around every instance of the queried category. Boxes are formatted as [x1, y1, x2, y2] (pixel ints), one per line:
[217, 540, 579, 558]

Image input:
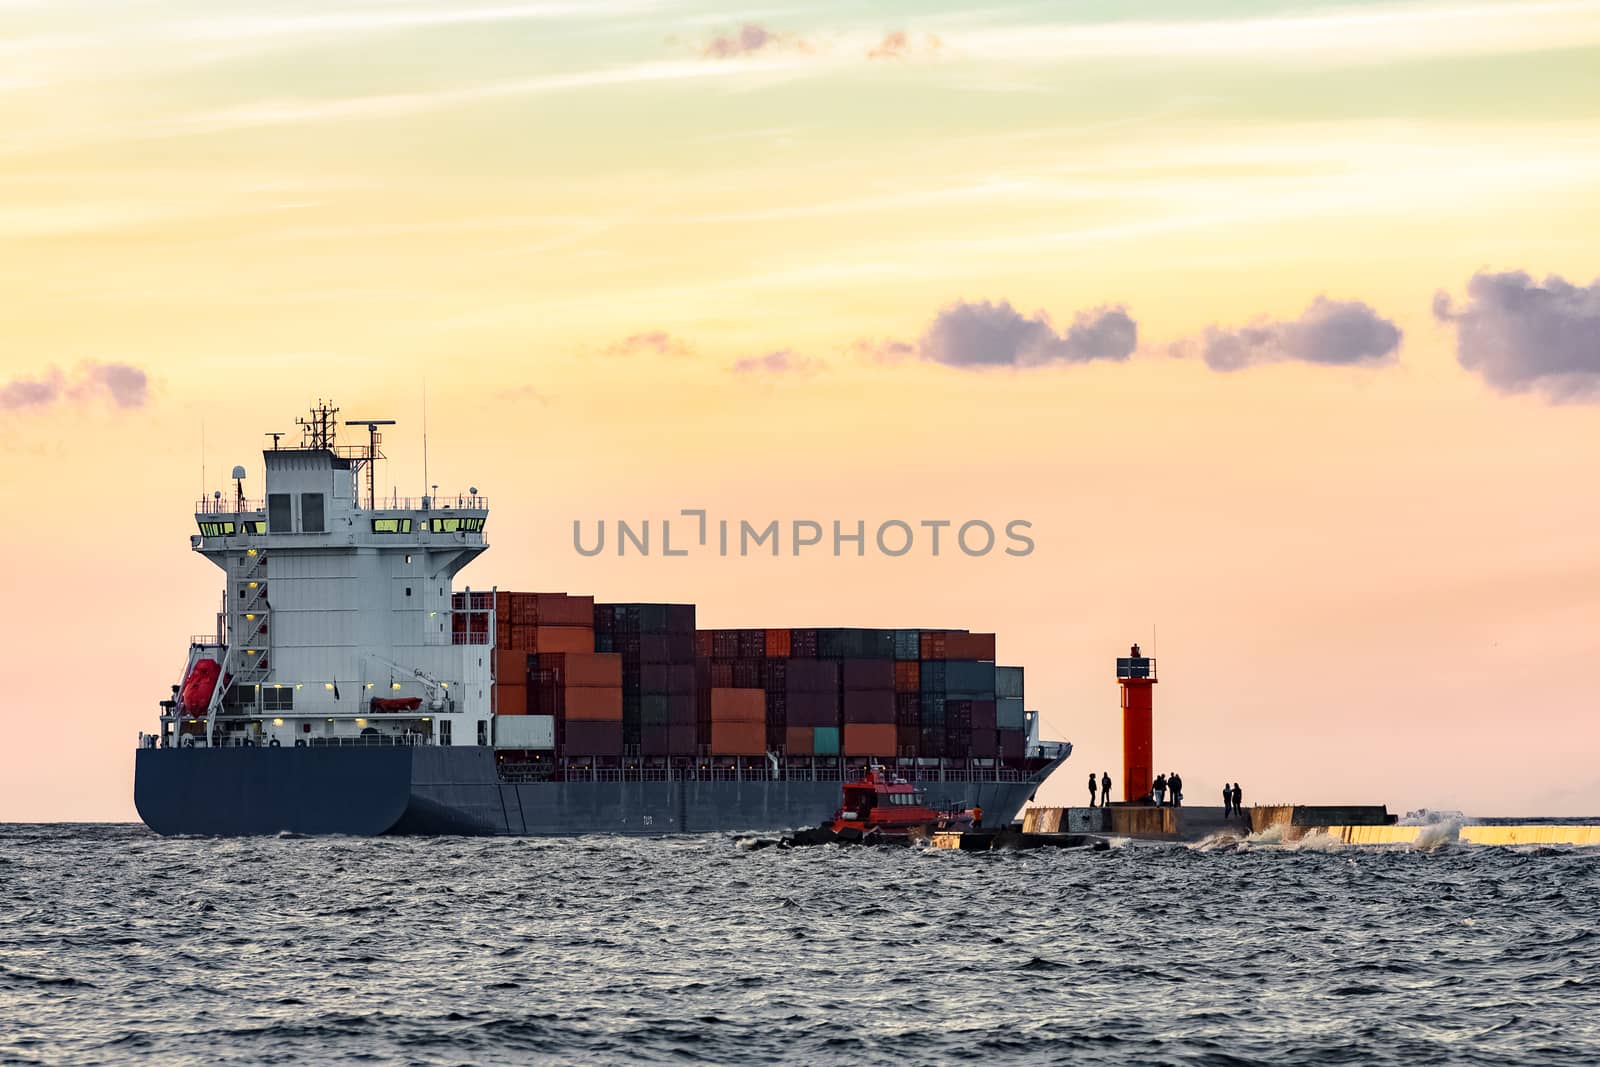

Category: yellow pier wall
[1459, 825, 1600, 847]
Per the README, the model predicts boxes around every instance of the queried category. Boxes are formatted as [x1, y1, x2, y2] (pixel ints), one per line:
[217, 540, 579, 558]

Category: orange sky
[1, 0, 1598, 819]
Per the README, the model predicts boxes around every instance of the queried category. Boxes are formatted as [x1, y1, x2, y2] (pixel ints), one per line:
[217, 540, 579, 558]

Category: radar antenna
[295, 400, 340, 450]
[345, 418, 396, 510]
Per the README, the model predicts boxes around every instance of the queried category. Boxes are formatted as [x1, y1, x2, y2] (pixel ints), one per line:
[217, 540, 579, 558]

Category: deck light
[391, 682, 402, 690]
[324, 683, 334, 690]
[272, 718, 283, 726]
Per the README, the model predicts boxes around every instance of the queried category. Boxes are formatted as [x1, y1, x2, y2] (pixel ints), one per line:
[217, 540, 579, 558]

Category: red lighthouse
[1117, 644, 1158, 803]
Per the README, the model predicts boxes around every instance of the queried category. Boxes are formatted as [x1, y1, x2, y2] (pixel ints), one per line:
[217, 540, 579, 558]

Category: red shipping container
[495, 683, 528, 715]
[710, 662, 734, 688]
[694, 631, 714, 657]
[710, 688, 765, 722]
[537, 652, 622, 688]
[998, 729, 1025, 760]
[896, 724, 920, 756]
[765, 629, 791, 658]
[709, 720, 765, 755]
[528, 626, 595, 654]
[564, 686, 623, 721]
[843, 723, 897, 757]
[894, 661, 921, 693]
[785, 726, 814, 755]
[563, 720, 622, 756]
[843, 690, 896, 724]
[945, 632, 996, 662]
[971, 700, 997, 732]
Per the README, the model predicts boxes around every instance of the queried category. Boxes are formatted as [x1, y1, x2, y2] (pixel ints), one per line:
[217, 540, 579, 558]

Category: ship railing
[196, 498, 266, 515]
[178, 734, 431, 749]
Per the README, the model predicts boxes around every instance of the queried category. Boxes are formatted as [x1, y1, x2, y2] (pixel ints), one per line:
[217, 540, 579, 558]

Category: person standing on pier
[1100, 771, 1112, 807]
[1222, 782, 1233, 816]
[1152, 773, 1167, 807]
[1088, 772, 1099, 807]
[1169, 771, 1184, 807]
[1231, 782, 1243, 819]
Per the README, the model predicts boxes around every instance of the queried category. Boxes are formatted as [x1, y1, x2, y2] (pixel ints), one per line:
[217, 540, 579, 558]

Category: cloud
[701, 24, 809, 59]
[1434, 271, 1600, 402]
[1178, 296, 1402, 372]
[604, 331, 692, 357]
[917, 299, 1137, 368]
[1, 362, 149, 411]
[852, 338, 917, 365]
[866, 31, 942, 60]
[731, 349, 822, 375]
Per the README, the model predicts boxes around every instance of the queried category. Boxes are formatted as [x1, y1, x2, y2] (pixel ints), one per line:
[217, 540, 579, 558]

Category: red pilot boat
[826, 766, 980, 839]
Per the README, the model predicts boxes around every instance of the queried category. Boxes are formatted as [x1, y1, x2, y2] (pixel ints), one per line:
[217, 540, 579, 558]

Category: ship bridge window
[372, 518, 413, 534]
[245, 521, 266, 535]
[430, 516, 485, 533]
[262, 687, 294, 712]
[197, 521, 236, 537]
[301, 493, 325, 533]
[267, 494, 292, 533]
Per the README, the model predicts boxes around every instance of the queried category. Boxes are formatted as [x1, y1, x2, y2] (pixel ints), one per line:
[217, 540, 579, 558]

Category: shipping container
[817, 628, 895, 660]
[494, 683, 528, 715]
[894, 692, 920, 727]
[945, 659, 996, 696]
[785, 726, 814, 755]
[784, 659, 838, 694]
[640, 663, 695, 694]
[896, 724, 919, 757]
[501, 624, 595, 655]
[892, 629, 920, 661]
[971, 699, 997, 732]
[918, 727, 944, 757]
[813, 726, 840, 756]
[562, 720, 623, 756]
[764, 628, 791, 658]
[789, 628, 818, 658]
[694, 631, 714, 658]
[641, 724, 698, 756]
[843, 723, 897, 756]
[842, 690, 895, 724]
[919, 693, 947, 723]
[842, 658, 895, 690]
[494, 649, 529, 682]
[495, 714, 554, 749]
[945, 632, 997, 661]
[533, 652, 623, 688]
[969, 729, 998, 758]
[563, 686, 623, 721]
[893, 661, 920, 693]
[709, 688, 765, 722]
[786, 691, 840, 727]
[998, 697, 1025, 731]
[709, 720, 765, 755]
[995, 666, 1024, 700]
[998, 728, 1025, 760]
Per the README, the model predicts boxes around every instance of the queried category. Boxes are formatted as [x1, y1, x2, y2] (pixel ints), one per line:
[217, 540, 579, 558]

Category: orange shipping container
[785, 726, 814, 755]
[495, 683, 528, 715]
[764, 628, 792, 657]
[564, 685, 623, 721]
[710, 720, 765, 755]
[494, 649, 529, 682]
[894, 661, 921, 693]
[540, 652, 622, 688]
[710, 688, 765, 722]
[843, 723, 897, 756]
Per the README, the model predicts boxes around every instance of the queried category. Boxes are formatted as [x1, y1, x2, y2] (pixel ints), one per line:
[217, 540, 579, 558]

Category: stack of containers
[450, 591, 494, 644]
[893, 630, 921, 756]
[494, 592, 595, 654]
[596, 602, 697, 755]
[708, 688, 765, 755]
[841, 658, 896, 756]
[530, 651, 623, 755]
[784, 658, 839, 755]
[919, 631, 996, 759]
[996, 665, 1026, 760]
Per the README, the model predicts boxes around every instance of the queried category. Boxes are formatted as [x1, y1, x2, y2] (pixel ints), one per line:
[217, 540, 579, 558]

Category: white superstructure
[160, 401, 493, 750]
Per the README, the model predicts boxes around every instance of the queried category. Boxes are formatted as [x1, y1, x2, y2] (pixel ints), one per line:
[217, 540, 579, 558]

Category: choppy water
[2, 825, 1598, 1065]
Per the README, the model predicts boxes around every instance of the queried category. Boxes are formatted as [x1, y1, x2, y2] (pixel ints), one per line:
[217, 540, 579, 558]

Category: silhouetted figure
[1169, 772, 1184, 807]
[1088, 773, 1099, 808]
[1100, 772, 1112, 807]
[1152, 774, 1168, 806]
[1222, 783, 1233, 816]
[1231, 782, 1243, 819]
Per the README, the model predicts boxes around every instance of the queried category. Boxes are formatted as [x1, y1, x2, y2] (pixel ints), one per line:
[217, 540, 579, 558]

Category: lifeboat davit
[179, 658, 221, 713]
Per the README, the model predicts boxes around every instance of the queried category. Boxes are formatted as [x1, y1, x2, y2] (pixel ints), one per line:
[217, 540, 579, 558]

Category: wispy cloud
[1435, 271, 1600, 402]
[916, 300, 1137, 369]
[604, 330, 693, 357]
[1, 363, 149, 411]
[699, 23, 812, 59]
[1173, 297, 1402, 372]
[731, 349, 822, 376]
[865, 31, 943, 60]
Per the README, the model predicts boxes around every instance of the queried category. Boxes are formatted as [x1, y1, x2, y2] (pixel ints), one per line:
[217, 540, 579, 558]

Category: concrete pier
[1022, 803, 1393, 842]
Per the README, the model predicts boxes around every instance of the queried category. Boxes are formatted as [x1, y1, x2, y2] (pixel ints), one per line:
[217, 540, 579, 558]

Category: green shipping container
[813, 726, 840, 755]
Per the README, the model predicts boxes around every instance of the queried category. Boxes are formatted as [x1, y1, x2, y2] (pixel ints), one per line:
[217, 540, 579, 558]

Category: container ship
[133, 403, 1072, 836]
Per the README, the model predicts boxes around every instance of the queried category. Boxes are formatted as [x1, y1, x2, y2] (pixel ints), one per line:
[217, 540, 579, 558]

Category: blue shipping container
[945, 659, 996, 696]
[998, 697, 1025, 731]
[996, 666, 1024, 700]
[813, 726, 840, 755]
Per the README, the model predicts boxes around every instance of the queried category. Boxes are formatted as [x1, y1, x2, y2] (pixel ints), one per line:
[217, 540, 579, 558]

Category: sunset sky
[1, 0, 1597, 820]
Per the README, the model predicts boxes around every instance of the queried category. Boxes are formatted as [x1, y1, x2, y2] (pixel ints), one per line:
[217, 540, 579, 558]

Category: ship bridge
[159, 401, 495, 752]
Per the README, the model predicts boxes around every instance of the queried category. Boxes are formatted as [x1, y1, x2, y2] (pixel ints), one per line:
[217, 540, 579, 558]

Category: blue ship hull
[133, 747, 1069, 836]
